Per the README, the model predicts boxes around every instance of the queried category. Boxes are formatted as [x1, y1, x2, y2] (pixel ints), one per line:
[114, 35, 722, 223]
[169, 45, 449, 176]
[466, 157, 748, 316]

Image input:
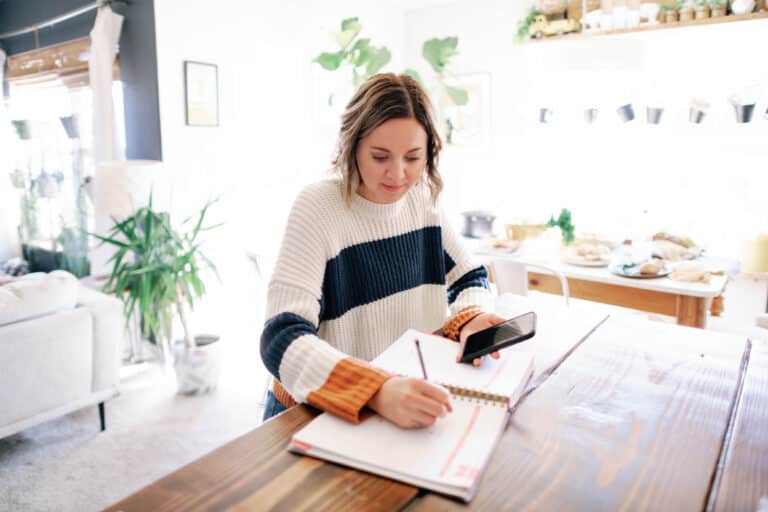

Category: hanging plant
[313, 17, 392, 105]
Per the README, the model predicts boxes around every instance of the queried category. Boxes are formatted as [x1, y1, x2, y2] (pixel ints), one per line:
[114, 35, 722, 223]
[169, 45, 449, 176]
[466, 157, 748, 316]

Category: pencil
[414, 339, 428, 380]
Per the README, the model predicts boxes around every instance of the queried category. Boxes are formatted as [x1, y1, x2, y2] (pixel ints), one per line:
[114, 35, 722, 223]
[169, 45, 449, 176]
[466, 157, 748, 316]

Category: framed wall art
[184, 61, 219, 127]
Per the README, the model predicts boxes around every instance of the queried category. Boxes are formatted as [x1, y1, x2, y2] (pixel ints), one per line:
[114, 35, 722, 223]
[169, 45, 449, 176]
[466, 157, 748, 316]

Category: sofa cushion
[0, 270, 79, 326]
[0, 307, 93, 427]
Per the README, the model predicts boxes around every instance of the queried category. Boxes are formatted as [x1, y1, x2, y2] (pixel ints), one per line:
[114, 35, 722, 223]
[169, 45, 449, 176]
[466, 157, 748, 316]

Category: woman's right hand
[368, 376, 452, 429]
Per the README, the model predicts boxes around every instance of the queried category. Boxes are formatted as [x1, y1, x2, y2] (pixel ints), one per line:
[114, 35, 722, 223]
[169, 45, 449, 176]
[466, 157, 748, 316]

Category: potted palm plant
[92, 195, 222, 394]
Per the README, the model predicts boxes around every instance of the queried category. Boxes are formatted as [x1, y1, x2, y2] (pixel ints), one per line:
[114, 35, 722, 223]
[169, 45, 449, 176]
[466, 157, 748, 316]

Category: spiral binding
[442, 383, 509, 408]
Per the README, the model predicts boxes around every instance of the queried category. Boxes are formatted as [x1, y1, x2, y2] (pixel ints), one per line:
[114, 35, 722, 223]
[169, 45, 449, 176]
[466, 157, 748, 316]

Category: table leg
[710, 295, 725, 317]
[676, 295, 708, 328]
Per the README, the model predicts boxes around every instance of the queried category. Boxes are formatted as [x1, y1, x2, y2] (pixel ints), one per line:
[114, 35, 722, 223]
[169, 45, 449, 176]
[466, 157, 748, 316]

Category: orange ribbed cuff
[442, 305, 484, 341]
[306, 358, 392, 424]
[272, 380, 298, 409]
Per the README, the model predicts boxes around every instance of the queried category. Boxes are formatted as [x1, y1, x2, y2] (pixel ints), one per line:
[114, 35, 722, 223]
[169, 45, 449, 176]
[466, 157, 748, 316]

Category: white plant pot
[173, 335, 221, 395]
[730, 0, 755, 14]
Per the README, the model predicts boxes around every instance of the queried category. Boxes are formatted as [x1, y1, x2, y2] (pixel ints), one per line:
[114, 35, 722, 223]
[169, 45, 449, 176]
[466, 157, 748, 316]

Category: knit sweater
[260, 179, 491, 423]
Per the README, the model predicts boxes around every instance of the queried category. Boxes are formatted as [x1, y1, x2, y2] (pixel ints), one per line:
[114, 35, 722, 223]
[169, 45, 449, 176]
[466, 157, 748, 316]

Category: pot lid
[462, 210, 496, 220]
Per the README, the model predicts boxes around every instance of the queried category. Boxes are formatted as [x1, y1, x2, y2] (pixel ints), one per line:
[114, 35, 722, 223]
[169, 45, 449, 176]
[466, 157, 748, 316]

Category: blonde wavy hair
[332, 73, 444, 206]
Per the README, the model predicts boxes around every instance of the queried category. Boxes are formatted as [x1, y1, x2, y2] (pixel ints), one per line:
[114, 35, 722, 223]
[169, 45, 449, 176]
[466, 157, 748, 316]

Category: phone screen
[460, 312, 537, 362]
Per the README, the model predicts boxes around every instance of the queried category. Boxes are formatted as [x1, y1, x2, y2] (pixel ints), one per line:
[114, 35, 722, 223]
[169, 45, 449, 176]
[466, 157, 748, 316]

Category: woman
[261, 73, 504, 429]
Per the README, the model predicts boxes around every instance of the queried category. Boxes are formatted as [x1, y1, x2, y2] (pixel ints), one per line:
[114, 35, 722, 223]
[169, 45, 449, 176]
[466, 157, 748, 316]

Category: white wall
[404, 2, 768, 260]
[151, 0, 767, 336]
[152, 0, 408, 333]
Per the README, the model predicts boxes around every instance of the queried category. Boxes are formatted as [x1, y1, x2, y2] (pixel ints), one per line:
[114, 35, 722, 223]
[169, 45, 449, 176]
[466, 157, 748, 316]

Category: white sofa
[0, 271, 123, 438]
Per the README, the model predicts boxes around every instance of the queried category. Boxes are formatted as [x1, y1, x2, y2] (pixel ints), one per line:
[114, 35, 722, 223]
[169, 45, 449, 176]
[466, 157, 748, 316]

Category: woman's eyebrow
[369, 146, 423, 152]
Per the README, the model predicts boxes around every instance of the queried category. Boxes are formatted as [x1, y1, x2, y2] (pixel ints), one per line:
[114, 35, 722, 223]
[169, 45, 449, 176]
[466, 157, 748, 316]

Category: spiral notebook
[289, 329, 536, 502]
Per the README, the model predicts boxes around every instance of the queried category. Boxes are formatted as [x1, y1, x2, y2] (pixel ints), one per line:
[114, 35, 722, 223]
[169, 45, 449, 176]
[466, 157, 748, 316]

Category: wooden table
[106, 299, 766, 512]
[472, 248, 729, 329]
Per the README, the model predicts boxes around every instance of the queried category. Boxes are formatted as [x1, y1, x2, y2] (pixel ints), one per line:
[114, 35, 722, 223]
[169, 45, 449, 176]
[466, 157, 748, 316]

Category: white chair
[489, 259, 570, 306]
[246, 250, 274, 407]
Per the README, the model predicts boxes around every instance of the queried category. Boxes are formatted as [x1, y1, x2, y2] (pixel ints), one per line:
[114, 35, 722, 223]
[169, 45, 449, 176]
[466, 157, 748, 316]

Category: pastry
[639, 260, 663, 275]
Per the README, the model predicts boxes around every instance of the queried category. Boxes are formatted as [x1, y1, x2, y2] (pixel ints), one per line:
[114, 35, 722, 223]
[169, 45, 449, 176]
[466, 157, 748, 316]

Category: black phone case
[460, 313, 537, 363]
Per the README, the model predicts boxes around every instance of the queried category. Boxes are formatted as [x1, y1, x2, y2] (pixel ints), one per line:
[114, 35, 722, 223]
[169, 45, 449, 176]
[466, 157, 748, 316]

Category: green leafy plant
[91, 195, 221, 350]
[57, 225, 90, 278]
[313, 17, 391, 104]
[546, 208, 575, 245]
[516, 8, 542, 42]
[419, 37, 469, 107]
[708, 0, 726, 5]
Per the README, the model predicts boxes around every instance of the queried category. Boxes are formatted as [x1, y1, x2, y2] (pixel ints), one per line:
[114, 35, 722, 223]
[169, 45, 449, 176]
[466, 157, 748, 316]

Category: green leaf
[445, 85, 469, 106]
[365, 46, 391, 76]
[338, 17, 362, 48]
[422, 37, 459, 74]
[89, 232, 130, 249]
[351, 38, 371, 67]
[403, 69, 424, 87]
[341, 17, 360, 31]
[315, 51, 344, 71]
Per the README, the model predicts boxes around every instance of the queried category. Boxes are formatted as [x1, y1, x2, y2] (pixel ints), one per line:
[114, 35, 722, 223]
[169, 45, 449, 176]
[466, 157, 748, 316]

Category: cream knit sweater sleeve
[260, 186, 389, 423]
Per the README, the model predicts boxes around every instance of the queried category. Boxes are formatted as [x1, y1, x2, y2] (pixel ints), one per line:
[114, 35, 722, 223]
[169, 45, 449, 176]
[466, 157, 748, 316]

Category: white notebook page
[291, 398, 508, 491]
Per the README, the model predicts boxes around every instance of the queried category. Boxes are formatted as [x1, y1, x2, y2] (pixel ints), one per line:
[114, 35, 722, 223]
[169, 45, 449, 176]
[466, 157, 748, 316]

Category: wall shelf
[525, 10, 768, 43]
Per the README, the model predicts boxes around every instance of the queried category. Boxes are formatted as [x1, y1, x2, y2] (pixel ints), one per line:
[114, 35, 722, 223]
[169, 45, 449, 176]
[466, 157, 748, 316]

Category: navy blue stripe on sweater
[320, 226, 446, 321]
[447, 266, 490, 305]
[261, 312, 317, 381]
[443, 250, 456, 275]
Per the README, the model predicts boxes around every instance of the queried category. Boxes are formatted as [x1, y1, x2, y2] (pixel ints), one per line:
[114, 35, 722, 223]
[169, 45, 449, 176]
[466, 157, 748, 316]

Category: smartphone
[458, 311, 537, 363]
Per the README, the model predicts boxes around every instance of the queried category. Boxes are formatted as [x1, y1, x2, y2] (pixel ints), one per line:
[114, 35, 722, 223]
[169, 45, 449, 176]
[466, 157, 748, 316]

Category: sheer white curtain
[89, 5, 124, 164]
[0, 49, 21, 260]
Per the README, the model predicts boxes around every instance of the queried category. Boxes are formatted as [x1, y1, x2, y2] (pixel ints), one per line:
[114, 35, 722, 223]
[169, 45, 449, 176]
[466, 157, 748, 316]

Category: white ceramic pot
[730, 0, 755, 14]
[173, 335, 221, 395]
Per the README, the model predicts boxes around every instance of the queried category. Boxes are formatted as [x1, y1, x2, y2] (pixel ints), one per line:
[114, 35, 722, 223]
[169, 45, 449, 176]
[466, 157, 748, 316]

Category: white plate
[563, 256, 610, 267]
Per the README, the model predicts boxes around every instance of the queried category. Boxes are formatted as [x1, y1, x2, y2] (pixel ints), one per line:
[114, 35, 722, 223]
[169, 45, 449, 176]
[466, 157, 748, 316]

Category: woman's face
[355, 117, 427, 204]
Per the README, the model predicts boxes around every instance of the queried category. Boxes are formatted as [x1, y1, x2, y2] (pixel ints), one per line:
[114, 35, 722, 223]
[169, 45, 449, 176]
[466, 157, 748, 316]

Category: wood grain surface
[529, 272, 678, 316]
[103, 313, 764, 511]
[412, 316, 748, 511]
[713, 340, 768, 512]
[105, 406, 418, 512]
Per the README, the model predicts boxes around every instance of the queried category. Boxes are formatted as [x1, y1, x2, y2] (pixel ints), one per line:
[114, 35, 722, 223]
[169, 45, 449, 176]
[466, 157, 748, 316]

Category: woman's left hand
[456, 312, 508, 367]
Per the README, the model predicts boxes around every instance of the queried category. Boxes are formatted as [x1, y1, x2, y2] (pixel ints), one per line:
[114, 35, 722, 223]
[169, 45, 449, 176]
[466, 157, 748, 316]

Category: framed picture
[184, 61, 219, 126]
[442, 72, 492, 150]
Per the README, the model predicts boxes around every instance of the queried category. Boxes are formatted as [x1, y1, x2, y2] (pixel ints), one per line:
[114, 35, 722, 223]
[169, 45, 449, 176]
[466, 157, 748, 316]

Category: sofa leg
[98, 402, 106, 432]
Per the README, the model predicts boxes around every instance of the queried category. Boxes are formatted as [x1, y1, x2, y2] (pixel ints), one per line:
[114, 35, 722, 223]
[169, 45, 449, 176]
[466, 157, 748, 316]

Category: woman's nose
[388, 159, 406, 180]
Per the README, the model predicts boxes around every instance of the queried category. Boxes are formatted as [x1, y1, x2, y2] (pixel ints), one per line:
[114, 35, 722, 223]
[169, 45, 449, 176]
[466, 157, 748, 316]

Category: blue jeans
[262, 390, 287, 421]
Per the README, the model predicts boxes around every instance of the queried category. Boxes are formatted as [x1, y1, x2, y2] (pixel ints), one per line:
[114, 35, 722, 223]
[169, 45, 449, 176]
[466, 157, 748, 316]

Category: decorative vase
[679, 6, 694, 21]
[730, 0, 755, 14]
[665, 10, 679, 22]
[173, 335, 222, 395]
[732, 103, 756, 123]
[689, 99, 709, 123]
[694, 5, 710, 19]
[536, 0, 568, 15]
[617, 104, 635, 122]
[584, 108, 599, 123]
[646, 107, 664, 124]
[710, 4, 727, 16]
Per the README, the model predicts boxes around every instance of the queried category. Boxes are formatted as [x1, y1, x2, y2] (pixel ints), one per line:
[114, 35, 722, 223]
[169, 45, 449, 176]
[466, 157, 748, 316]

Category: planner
[289, 328, 536, 502]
